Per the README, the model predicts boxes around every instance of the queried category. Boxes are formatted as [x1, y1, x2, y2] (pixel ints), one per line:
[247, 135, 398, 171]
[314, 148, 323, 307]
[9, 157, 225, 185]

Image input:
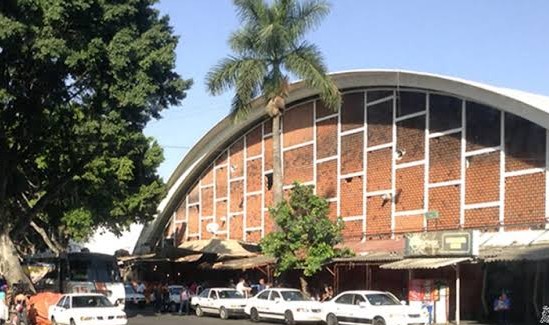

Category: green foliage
[260, 183, 352, 276]
[206, 0, 341, 120]
[0, 0, 191, 251]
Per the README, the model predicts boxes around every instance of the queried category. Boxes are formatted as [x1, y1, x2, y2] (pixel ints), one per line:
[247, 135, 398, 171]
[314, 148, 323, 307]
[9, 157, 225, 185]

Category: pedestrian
[136, 281, 145, 294]
[0, 295, 7, 325]
[258, 278, 267, 292]
[493, 291, 511, 325]
[153, 284, 162, 313]
[178, 287, 190, 316]
[236, 278, 252, 298]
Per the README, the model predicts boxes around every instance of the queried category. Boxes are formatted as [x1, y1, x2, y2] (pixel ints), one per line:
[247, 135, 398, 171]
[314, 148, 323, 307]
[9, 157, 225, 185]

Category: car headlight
[296, 308, 310, 312]
[80, 316, 95, 321]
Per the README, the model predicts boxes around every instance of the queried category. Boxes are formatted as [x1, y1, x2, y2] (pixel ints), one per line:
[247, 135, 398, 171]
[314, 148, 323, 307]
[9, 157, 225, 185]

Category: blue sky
[145, 0, 549, 180]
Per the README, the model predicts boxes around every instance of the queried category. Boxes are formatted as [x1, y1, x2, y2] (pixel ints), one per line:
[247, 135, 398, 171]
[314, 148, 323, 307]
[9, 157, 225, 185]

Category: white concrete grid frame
[172, 85, 549, 244]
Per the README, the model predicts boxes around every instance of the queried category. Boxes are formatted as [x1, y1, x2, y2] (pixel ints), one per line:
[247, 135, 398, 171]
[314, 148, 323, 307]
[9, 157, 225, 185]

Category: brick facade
[167, 88, 548, 245]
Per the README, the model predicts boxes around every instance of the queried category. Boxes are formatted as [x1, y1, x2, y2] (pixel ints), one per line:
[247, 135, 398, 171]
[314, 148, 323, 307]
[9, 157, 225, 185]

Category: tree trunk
[272, 114, 283, 205]
[299, 275, 310, 297]
[0, 231, 35, 292]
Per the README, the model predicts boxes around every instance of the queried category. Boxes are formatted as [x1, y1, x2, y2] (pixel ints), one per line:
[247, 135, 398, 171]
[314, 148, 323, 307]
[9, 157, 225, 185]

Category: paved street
[126, 309, 272, 325]
[128, 314, 272, 325]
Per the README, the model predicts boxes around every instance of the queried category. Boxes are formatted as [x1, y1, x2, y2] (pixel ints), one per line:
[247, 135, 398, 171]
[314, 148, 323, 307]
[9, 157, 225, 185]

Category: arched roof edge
[133, 69, 549, 254]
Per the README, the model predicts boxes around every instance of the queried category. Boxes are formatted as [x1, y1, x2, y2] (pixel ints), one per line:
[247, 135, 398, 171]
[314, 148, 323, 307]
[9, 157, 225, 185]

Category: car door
[60, 296, 72, 325]
[51, 296, 66, 323]
[352, 294, 373, 324]
[267, 290, 283, 319]
[332, 293, 355, 324]
[206, 290, 219, 313]
[254, 290, 271, 317]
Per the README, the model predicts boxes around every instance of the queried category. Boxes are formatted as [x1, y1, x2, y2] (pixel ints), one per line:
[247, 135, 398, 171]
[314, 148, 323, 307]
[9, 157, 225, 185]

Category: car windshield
[365, 293, 400, 306]
[218, 290, 244, 299]
[170, 287, 182, 295]
[72, 295, 114, 308]
[281, 291, 308, 301]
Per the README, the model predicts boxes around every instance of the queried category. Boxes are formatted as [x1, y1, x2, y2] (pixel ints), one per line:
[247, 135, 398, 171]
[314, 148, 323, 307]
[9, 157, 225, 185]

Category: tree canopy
[206, 0, 341, 205]
[260, 183, 351, 278]
[0, 0, 191, 284]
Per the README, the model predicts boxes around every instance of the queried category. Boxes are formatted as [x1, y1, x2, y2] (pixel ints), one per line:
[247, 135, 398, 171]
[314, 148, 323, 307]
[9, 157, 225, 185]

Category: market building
[134, 70, 549, 323]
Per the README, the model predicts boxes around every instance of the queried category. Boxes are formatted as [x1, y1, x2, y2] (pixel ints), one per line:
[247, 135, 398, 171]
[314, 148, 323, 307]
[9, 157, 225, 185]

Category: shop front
[380, 230, 480, 324]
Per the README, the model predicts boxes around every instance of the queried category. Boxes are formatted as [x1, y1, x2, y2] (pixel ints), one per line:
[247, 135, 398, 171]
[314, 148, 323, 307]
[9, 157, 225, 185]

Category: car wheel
[220, 306, 229, 320]
[51, 317, 57, 325]
[373, 317, 386, 325]
[250, 307, 260, 322]
[327, 313, 339, 325]
[70, 319, 76, 325]
[196, 305, 204, 317]
[169, 302, 178, 313]
[284, 310, 295, 325]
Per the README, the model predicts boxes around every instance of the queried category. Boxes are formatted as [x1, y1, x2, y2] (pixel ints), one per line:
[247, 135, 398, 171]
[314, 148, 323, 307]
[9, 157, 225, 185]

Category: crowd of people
[0, 276, 32, 325]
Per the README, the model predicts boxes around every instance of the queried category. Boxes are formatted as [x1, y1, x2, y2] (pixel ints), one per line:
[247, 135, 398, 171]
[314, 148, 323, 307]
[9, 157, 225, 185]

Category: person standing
[136, 281, 145, 294]
[493, 292, 511, 325]
[179, 287, 190, 316]
[0, 295, 7, 325]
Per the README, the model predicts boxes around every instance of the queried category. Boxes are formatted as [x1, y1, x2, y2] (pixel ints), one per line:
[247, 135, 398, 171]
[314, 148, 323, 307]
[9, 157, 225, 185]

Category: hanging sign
[405, 230, 479, 257]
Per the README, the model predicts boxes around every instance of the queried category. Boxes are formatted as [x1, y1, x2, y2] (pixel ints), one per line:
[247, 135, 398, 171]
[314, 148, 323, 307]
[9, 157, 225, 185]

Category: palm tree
[206, 0, 341, 206]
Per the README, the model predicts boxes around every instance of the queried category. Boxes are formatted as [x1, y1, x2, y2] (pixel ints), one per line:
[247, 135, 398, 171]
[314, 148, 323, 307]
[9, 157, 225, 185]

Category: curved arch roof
[133, 69, 549, 254]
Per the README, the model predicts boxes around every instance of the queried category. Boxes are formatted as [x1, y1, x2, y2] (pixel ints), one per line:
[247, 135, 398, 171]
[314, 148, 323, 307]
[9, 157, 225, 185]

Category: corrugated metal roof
[380, 257, 471, 270]
[333, 251, 403, 263]
[212, 255, 275, 270]
[481, 245, 549, 263]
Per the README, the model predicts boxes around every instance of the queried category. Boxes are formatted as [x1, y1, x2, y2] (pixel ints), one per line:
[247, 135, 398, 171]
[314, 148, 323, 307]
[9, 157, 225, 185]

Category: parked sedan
[244, 288, 322, 325]
[321, 290, 427, 325]
[49, 293, 127, 325]
[191, 287, 248, 319]
[124, 284, 145, 308]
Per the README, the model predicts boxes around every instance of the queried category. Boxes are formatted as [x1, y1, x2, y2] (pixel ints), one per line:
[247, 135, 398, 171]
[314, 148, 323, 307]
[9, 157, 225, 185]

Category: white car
[191, 287, 247, 319]
[49, 293, 127, 325]
[321, 290, 428, 325]
[124, 285, 145, 307]
[244, 288, 322, 324]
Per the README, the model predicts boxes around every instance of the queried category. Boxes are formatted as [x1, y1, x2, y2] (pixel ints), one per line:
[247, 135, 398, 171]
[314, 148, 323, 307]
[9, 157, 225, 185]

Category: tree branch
[30, 221, 62, 255]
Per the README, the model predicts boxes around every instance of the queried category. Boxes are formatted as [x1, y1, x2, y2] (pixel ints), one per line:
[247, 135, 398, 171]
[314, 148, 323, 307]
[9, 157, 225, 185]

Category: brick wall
[164, 88, 547, 247]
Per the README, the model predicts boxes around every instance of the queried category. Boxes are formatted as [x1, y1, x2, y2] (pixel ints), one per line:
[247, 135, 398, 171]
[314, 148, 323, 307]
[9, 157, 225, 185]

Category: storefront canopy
[380, 257, 472, 270]
[212, 255, 275, 270]
[178, 239, 260, 258]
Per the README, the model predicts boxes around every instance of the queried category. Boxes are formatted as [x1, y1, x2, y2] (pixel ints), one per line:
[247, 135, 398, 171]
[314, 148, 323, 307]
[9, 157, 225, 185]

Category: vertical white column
[459, 101, 466, 228]
[261, 123, 266, 238]
[456, 263, 461, 325]
[198, 179, 202, 239]
[185, 196, 189, 241]
[499, 112, 505, 232]
[424, 93, 430, 231]
[546, 129, 549, 228]
[337, 96, 342, 218]
[243, 135, 248, 241]
[391, 91, 397, 237]
[227, 147, 232, 239]
[313, 101, 318, 195]
[363, 91, 368, 238]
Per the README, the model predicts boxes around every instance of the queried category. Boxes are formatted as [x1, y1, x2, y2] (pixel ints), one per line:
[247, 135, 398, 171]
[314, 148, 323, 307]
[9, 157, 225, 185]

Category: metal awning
[332, 251, 403, 263]
[380, 257, 471, 269]
[481, 245, 549, 262]
[212, 255, 275, 270]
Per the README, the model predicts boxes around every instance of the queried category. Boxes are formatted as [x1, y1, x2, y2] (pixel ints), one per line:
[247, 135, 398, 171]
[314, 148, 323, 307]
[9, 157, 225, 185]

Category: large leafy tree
[260, 183, 351, 293]
[0, 0, 191, 286]
[206, 0, 341, 206]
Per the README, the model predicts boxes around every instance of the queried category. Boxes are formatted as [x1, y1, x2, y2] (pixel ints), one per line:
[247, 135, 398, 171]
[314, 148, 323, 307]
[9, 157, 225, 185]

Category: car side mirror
[400, 300, 407, 305]
[359, 302, 368, 308]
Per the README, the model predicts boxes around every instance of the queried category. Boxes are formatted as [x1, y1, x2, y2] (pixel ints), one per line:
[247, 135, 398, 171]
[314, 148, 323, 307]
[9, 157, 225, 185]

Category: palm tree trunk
[272, 114, 283, 205]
